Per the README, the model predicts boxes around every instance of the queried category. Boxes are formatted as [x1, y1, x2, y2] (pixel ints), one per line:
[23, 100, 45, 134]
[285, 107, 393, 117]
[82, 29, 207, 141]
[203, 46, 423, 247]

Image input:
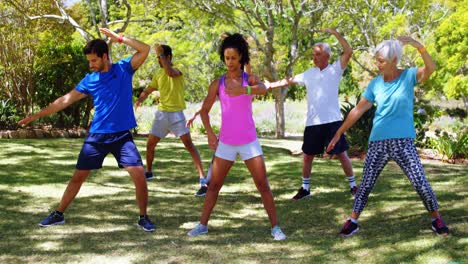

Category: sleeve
[118, 56, 134, 75]
[148, 71, 159, 90]
[75, 76, 90, 94]
[292, 72, 305, 85]
[362, 79, 376, 103]
[333, 60, 345, 74]
[408, 67, 418, 86]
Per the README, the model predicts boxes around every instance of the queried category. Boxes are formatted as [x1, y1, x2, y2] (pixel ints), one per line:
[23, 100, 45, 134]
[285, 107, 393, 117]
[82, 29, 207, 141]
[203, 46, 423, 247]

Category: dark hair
[160, 44, 173, 57]
[219, 33, 250, 69]
[83, 39, 108, 58]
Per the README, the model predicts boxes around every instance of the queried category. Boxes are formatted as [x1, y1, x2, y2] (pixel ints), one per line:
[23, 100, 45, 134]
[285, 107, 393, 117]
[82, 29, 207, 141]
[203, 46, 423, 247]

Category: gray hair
[374, 40, 402, 64]
[313, 42, 331, 56]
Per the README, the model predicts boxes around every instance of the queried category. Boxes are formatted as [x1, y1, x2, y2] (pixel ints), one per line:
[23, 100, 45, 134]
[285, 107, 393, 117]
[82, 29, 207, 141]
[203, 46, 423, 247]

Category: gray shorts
[150, 110, 190, 139]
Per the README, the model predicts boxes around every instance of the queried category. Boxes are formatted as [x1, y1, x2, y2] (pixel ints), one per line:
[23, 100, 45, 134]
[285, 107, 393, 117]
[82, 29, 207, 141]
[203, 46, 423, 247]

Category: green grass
[0, 137, 466, 263]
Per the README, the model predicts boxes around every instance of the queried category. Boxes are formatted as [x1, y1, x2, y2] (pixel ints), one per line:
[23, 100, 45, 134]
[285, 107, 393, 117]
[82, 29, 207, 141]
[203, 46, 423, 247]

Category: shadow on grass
[0, 138, 466, 263]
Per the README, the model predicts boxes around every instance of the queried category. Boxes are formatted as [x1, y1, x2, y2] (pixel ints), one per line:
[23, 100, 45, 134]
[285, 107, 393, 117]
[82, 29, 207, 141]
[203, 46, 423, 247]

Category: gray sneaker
[187, 223, 208, 237]
[271, 225, 287, 241]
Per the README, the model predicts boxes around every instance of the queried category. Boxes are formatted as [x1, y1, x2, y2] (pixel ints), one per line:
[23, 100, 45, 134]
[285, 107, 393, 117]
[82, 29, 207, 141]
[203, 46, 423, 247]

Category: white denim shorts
[150, 110, 189, 139]
[215, 139, 263, 161]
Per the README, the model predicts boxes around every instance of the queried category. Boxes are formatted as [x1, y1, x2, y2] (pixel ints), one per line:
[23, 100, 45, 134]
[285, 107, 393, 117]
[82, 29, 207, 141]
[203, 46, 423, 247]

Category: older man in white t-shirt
[266, 28, 357, 200]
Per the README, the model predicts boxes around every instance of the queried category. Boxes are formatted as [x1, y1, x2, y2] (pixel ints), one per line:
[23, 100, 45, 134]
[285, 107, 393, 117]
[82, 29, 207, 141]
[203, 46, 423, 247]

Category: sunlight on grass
[1, 138, 466, 263]
[415, 252, 453, 263]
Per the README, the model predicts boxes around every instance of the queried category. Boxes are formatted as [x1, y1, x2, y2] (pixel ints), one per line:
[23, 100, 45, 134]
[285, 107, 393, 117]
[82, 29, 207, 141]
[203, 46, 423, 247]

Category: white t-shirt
[293, 60, 344, 126]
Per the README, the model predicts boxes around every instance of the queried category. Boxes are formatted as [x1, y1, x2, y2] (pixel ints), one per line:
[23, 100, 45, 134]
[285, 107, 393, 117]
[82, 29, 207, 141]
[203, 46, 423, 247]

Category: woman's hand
[326, 133, 341, 153]
[398, 36, 423, 49]
[207, 132, 219, 151]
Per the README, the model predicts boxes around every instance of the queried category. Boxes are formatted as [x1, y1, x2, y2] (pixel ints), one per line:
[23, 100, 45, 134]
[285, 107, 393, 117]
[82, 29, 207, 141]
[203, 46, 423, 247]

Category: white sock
[302, 177, 310, 191]
[347, 175, 357, 188]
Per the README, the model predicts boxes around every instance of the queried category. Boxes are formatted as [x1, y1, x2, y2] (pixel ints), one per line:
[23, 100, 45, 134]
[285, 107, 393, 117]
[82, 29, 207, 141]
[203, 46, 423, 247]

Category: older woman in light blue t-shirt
[327, 36, 449, 237]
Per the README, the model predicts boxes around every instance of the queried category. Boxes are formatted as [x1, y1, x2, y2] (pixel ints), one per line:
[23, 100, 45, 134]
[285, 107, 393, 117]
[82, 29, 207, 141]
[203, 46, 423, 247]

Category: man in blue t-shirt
[18, 28, 155, 232]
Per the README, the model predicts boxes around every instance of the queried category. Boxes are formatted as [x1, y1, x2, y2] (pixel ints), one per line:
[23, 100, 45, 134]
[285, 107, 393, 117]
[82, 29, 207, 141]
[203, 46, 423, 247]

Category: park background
[0, 0, 467, 263]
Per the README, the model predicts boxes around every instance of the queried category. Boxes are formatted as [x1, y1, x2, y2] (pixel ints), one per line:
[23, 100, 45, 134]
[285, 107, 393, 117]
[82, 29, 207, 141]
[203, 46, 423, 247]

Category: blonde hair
[374, 40, 402, 63]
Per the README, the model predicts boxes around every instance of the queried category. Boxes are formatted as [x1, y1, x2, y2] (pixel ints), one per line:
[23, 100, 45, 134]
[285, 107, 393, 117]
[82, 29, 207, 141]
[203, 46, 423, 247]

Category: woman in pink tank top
[187, 33, 286, 240]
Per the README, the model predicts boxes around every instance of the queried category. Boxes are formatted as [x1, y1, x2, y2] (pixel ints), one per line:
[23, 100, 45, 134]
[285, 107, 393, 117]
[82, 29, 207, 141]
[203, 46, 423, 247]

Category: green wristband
[246, 85, 251, 95]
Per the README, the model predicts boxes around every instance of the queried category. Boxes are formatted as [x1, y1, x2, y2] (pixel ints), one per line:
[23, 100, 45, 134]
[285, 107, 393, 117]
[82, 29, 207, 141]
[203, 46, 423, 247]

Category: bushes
[340, 95, 376, 152]
[0, 99, 20, 129]
[429, 121, 467, 162]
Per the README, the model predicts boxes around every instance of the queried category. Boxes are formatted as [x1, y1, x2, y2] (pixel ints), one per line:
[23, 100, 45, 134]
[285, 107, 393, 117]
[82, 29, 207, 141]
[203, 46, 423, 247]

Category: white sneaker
[271, 225, 287, 241]
[187, 223, 208, 236]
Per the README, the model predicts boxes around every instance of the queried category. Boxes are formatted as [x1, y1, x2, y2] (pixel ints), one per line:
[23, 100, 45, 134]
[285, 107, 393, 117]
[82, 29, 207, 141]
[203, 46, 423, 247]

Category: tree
[431, 2, 467, 109]
[182, 0, 327, 138]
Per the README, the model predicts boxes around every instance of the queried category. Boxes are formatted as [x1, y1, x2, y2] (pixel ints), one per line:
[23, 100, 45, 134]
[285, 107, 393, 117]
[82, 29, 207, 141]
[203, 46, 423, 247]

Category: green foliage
[0, 99, 20, 129]
[431, 3, 467, 103]
[341, 95, 376, 151]
[429, 127, 467, 162]
[413, 98, 442, 147]
[33, 40, 89, 128]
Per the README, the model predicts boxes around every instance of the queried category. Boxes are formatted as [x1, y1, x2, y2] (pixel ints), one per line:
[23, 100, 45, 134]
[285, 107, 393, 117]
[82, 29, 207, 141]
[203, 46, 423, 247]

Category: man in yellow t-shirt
[135, 44, 207, 196]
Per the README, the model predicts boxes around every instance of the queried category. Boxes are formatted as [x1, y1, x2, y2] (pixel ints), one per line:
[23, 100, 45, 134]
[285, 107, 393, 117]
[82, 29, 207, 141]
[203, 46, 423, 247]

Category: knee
[256, 179, 271, 193]
[208, 181, 223, 192]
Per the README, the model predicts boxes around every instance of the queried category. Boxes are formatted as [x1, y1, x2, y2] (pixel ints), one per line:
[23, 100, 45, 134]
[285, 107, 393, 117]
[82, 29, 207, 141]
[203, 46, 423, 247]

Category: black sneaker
[39, 211, 65, 227]
[145, 171, 154, 181]
[138, 215, 156, 232]
[292, 187, 311, 200]
[431, 216, 449, 236]
[195, 186, 208, 197]
[339, 219, 360, 237]
[350, 186, 359, 198]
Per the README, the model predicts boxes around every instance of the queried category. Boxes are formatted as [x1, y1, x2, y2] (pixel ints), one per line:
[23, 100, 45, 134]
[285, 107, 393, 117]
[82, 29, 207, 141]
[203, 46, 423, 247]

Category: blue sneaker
[145, 171, 154, 181]
[271, 225, 287, 240]
[39, 211, 65, 227]
[138, 215, 155, 232]
[187, 223, 208, 236]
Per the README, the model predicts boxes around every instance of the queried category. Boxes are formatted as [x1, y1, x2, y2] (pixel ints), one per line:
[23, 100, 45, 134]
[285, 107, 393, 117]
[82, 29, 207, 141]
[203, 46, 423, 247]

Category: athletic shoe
[138, 215, 155, 232]
[145, 171, 154, 181]
[195, 186, 208, 197]
[431, 216, 449, 236]
[292, 187, 311, 200]
[339, 219, 360, 237]
[271, 225, 287, 241]
[187, 223, 208, 236]
[39, 211, 65, 227]
[350, 186, 359, 198]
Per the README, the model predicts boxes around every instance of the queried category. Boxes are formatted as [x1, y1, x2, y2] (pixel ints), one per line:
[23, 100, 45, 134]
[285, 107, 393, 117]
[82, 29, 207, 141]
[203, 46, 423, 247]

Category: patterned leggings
[353, 138, 439, 213]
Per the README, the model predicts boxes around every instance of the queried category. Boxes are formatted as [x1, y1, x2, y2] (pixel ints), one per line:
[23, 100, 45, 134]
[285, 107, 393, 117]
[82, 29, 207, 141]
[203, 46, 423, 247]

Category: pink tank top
[218, 71, 257, 145]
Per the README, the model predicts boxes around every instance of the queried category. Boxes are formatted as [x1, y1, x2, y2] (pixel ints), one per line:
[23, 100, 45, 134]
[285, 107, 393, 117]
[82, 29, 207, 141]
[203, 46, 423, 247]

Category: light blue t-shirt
[76, 56, 136, 133]
[363, 67, 418, 142]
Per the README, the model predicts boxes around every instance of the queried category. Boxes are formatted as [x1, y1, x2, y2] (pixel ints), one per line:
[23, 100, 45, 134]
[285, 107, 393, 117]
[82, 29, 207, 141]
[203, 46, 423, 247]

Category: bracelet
[245, 85, 251, 95]
[117, 34, 124, 43]
[418, 46, 426, 54]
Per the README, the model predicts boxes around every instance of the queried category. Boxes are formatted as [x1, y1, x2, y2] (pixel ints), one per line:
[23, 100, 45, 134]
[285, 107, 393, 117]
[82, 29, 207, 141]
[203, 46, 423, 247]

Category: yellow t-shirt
[148, 66, 186, 112]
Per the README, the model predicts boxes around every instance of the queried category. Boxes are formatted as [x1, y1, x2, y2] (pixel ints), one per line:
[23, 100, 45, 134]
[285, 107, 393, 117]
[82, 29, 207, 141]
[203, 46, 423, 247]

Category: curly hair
[219, 33, 250, 70]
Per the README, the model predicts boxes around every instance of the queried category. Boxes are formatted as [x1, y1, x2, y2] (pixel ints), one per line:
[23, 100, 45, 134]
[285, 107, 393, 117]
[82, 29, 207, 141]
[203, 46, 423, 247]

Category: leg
[145, 134, 161, 173]
[339, 141, 390, 236]
[336, 151, 357, 195]
[302, 153, 315, 179]
[124, 166, 148, 215]
[245, 155, 278, 227]
[391, 139, 439, 215]
[180, 133, 205, 179]
[351, 141, 390, 219]
[200, 157, 233, 225]
[57, 170, 92, 212]
[336, 151, 354, 177]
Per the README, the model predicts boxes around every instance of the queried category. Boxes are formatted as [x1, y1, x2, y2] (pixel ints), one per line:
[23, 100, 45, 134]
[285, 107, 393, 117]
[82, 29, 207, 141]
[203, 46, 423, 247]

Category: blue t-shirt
[76, 56, 136, 133]
[363, 67, 418, 142]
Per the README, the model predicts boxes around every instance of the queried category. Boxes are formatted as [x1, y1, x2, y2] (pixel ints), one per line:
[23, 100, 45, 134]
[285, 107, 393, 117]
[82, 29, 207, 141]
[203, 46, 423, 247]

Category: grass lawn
[0, 136, 466, 263]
